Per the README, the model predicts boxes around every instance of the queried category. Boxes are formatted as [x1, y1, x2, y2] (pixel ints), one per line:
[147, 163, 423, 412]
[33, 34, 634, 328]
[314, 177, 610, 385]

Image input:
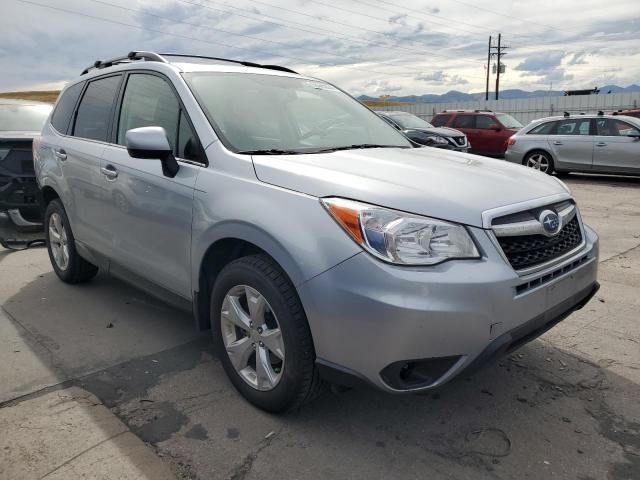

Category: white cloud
[0, 0, 638, 96]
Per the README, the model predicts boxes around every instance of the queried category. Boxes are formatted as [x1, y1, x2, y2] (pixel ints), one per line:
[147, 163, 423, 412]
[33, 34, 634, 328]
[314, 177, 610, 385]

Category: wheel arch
[192, 223, 307, 331]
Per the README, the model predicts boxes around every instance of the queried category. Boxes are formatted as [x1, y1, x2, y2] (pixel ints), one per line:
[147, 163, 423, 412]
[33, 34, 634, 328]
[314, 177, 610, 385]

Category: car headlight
[427, 135, 448, 144]
[321, 198, 480, 265]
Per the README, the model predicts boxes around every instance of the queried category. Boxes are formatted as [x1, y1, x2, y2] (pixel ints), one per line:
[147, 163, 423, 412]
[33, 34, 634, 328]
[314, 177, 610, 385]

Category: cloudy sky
[2, 0, 639, 96]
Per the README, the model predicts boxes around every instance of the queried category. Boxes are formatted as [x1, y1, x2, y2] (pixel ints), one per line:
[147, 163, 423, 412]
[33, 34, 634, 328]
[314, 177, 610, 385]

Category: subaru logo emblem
[539, 210, 561, 236]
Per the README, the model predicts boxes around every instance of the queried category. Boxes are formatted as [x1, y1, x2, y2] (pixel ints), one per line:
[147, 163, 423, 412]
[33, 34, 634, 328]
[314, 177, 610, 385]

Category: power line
[195, 0, 477, 61]
[85, 0, 440, 75]
[12, 0, 477, 80]
[245, 0, 481, 65]
[443, 0, 585, 35]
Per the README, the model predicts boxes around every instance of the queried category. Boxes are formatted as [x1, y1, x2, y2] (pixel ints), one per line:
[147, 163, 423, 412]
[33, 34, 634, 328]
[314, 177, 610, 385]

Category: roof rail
[160, 53, 298, 74]
[81, 51, 166, 75]
[474, 109, 493, 113]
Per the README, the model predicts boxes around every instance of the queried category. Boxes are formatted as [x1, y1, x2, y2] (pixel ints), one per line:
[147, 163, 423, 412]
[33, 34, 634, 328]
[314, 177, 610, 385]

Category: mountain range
[357, 84, 640, 103]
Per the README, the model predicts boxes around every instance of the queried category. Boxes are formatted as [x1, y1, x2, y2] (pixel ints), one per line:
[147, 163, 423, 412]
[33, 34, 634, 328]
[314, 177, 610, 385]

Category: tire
[44, 199, 98, 284]
[210, 254, 324, 412]
[523, 150, 554, 174]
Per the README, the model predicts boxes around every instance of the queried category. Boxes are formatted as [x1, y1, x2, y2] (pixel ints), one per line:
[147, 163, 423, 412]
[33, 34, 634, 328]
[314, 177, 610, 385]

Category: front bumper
[298, 224, 599, 392]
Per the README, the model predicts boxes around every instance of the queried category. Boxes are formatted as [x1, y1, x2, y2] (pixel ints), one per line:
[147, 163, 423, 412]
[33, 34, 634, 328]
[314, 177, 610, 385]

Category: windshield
[496, 113, 523, 129]
[389, 113, 434, 129]
[0, 103, 52, 132]
[184, 72, 411, 153]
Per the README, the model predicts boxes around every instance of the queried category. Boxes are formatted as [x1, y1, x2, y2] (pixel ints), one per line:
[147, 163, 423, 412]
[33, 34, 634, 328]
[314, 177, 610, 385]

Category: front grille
[496, 216, 583, 270]
[452, 137, 466, 146]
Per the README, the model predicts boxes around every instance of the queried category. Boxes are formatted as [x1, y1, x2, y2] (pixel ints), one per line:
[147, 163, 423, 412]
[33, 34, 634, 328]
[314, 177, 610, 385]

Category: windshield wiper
[236, 148, 307, 155]
[313, 144, 408, 153]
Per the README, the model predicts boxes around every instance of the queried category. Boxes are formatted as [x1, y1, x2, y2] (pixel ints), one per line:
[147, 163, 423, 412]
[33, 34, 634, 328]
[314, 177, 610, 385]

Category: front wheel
[523, 151, 554, 174]
[211, 254, 324, 412]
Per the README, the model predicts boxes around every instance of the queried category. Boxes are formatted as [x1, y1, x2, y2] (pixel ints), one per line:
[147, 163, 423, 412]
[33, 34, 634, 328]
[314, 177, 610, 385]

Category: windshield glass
[184, 72, 411, 153]
[389, 113, 434, 129]
[0, 103, 52, 131]
[496, 113, 523, 129]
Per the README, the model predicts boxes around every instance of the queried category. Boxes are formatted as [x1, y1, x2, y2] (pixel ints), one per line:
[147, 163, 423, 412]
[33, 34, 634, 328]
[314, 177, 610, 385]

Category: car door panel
[99, 72, 203, 299]
[592, 118, 640, 173]
[100, 146, 199, 298]
[546, 118, 594, 171]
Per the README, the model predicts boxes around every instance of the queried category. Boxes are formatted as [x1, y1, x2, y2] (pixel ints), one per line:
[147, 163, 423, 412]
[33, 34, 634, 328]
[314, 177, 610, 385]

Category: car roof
[75, 51, 309, 83]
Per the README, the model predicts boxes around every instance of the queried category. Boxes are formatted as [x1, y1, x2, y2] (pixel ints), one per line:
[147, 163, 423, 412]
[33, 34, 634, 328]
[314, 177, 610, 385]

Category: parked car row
[32, 51, 600, 413]
[375, 107, 640, 176]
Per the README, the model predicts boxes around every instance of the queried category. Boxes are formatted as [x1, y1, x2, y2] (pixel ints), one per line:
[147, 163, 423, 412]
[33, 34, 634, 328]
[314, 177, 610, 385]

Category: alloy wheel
[221, 285, 285, 391]
[48, 212, 69, 270]
[526, 153, 551, 173]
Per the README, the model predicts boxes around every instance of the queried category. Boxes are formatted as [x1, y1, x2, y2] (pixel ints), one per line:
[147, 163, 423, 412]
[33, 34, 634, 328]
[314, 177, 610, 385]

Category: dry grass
[0, 90, 60, 103]
[361, 100, 411, 107]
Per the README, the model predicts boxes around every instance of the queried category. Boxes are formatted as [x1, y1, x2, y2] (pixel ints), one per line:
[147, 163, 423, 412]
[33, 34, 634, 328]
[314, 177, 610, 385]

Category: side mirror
[126, 127, 179, 178]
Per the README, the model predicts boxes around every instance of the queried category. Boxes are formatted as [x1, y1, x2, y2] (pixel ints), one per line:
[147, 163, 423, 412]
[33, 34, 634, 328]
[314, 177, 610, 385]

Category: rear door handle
[552, 140, 563, 145]
[596, 142, 607, 147]
[100, 165, 118, 179]
[53, 148, 67, 160]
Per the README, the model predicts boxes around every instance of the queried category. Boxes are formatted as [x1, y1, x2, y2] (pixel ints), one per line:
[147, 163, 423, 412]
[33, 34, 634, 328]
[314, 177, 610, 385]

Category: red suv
[613, 109, 640, 119]
[431, 110, 523, 157]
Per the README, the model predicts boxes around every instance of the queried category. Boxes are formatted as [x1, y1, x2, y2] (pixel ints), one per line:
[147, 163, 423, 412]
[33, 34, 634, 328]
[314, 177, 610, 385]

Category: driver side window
[117, 74, 200, 161]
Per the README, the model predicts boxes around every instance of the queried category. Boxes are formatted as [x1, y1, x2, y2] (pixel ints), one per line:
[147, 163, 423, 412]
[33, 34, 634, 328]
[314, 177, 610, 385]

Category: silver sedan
[505, 114, 640, 175]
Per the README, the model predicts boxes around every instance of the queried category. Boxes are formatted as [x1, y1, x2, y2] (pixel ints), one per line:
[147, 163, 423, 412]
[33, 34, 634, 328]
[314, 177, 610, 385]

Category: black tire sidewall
[211, 258, 313, 413]
[44, 200, 82, 282]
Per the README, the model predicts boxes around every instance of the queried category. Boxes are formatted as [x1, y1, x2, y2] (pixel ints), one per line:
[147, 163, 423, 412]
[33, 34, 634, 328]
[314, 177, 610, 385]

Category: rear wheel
[45, 199, 98, 283]
[211, 254, 324, 412]
[523, 151, 554, 174]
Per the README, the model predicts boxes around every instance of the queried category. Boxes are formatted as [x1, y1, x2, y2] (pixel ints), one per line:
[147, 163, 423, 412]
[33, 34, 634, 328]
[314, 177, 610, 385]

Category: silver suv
[35, 52, 600, 412]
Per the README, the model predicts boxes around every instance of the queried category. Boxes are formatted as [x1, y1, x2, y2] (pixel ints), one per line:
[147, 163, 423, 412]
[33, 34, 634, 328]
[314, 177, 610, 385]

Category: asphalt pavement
[1, 173, 639, 480]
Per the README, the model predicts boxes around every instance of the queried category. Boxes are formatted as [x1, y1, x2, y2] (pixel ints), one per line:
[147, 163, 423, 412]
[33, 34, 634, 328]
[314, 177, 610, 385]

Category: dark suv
[431, 110, 523, 157]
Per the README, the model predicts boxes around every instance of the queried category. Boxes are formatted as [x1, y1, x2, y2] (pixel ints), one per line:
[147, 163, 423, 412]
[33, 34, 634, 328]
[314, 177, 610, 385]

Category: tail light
[507, 136, 517, 146]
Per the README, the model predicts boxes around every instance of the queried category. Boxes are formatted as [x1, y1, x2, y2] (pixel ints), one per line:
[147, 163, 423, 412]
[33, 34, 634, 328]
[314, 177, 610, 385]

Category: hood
[252, 148, 569, 227]
[411, 126, 465, 138]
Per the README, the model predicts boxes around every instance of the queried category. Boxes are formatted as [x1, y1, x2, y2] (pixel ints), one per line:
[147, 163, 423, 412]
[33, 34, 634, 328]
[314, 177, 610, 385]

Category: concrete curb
[0, 386, 175, 480]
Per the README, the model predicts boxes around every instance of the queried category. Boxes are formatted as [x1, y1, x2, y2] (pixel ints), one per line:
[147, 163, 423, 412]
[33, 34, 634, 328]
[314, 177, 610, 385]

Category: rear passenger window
[51, 83, 83, 134]
[452, 115, 474, 128]
[596, 119, 640, 136]
[556, 119, 591, 136]
[528, 121, 556, 135]
[118, 74, 200, 161]
[73, 75, 122, 142]
[431, 115, 450, 127]
[476, 115, 499, 129]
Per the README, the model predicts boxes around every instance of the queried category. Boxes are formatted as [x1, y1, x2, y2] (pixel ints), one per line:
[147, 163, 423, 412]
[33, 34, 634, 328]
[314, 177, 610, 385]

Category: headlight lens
[428, 135, 448, 144]
[322, 198, 480, 265]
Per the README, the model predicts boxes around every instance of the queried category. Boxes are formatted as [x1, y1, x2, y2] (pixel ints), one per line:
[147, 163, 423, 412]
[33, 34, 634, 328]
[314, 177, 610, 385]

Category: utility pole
[487, 33, 509, 100]
[495, 33, 502, 100]
[485, 35, 491, 101]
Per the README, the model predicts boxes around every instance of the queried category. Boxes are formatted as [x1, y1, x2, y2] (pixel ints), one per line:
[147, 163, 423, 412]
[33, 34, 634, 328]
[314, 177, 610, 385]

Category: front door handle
[53, 148, 67, 160]
[100, 165, 119, 179]
[552, 140, 563, 145]
[596, 142, 607, 147]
